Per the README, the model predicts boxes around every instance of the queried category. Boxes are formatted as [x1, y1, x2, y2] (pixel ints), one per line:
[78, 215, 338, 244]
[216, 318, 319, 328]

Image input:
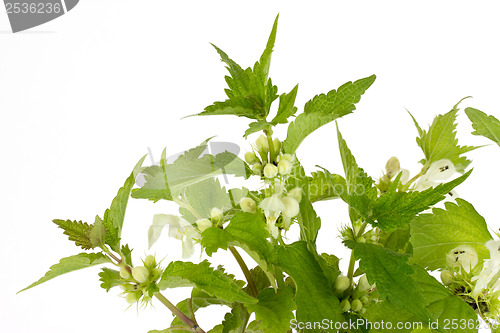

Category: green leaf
[246, 287, 296, 333]
[364, 265, 478, 333]
[273, 241, 343, 329]
[353, 243, 432, 324]
[158, 260, 257, 304]
[98, 268, 123, 292]
[244, 121, 272, 138]
[121, 244, 133, 266]
[19, 253, 111, 292]
[102, 156, 146, 251]
[308, 170, 342, 202]
[413, 100, 477, 172]
[255, 14, 278, 82]
[410, 198, 492, 271]
[372, 170, 471, 231]
[180, 178, 231, 222]
[379, 227, 412, 254]
[201, 212, 276, 289]
[465, 107, 500, 147]
[297, 196, 321, 244]
[52, 219, 93, 250]
[89, 215, 106, 248]
[283, 74, 376, 154]
[222, 304, 249, 333]
[271, 84, 299, 125]
[170, 288, 231, 330]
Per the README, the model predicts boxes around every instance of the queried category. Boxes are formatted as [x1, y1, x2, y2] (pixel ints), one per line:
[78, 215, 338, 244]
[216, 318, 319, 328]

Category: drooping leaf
[52, 219, 93, 250]
[352, 243, 432, 324]
[19, 253, 111, 292]
[158, 260, 257, 304]
[410, 199, 492, 271]
[412, 100, 477, 172]
[465, 107, 500, 147]
[98, 268, 123, 292]
[273, 241, 343, 330]
[283, 74, 375, 154]
[372, 170, 471, 231]
[246, 287, 296, 333]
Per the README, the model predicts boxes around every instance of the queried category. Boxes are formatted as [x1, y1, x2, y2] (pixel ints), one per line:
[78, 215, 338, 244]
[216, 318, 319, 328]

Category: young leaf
[273, 241, 344, 327]
[308, 170, 342, 202]
[19, 253, 111, 292]
[413, 100, 477, 172]
[410, 199, 492, 271]
[297, 196, 321, 244]
[121, 244, 133, 266]
[465, 107, 500, 147]
[89, 215, 106, 248]
[158, 260, 257, 304]
[222, 304, 249, 333]
[282, 74, 376, 154]
[352, 243, 432, 324]
[271, 84, 299, 125]
[372, 170, 471, 231]
[52, 219, 93, 250]
[246, 287, 296, 333]
[98, 268, 124, 292]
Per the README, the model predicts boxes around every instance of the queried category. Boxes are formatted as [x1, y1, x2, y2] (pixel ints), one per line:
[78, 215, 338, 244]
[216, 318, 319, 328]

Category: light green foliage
[271, 84, 299, 125]
[364, 266, 478, 332]
[465, 107, 500, 146]
[246, 287, 296, 333]
[52, 219, 93, 250]
[353, 243, 432, 324]
[89, 215, 106, 248]
[159, 260, 257, 304]
[274, 241, 343, 329]
[297, 196, 321, 244]
[180, 178, 231, 222]
[19, 253, 111, 292]
[98, 268, 123, 292]
[372, 170, 471, 231]
[410, 199, 492, 271]
[222, 304, 249, 333]
[282, 74, 376, 154]
[308, 170, 342, 202]
[411, 101, 477, 172]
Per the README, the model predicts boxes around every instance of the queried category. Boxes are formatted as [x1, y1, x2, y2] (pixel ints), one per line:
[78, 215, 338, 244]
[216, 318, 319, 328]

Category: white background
[1, 1, 500, 332]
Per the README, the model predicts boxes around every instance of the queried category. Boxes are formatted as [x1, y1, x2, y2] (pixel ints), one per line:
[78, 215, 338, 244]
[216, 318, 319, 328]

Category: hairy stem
[229, 246, 258, 298]
[155, 293, 206, 333]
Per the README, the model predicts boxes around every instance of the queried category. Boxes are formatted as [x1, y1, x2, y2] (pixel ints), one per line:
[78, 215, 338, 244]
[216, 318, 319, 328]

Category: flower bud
[244, 152, 259, 164]
[252, 163, 263, 175]
[152, 268, 162, 279]
[281, 196, 300, 218]
[263, 164, 278, 178]
[351, 299, 363, 312]
[197, 218, 212, 232]
[120, 266, 131, 280]
[282, 154, 293, 162]
[385, 156, 400, 178]
[334, 275, 350, 293]
[273, 138, 281, 153]
[340, 299, 351, 312]
[144, 255, 155, 268]
[126, 292, 140, 304]
[240, 197, 257, 213]
[288, 187, 303, 203]
[277, 159, 292, 175]
[256, 135, 269, 152]
[132, 266, 149, 283]
[210, 208, 223, 222]
[360, 296, 369, 304]
[440, 270, 453, 286]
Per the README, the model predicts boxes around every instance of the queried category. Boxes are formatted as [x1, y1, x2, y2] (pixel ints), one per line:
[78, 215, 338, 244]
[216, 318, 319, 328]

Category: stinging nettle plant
[20, 15, 500, 333]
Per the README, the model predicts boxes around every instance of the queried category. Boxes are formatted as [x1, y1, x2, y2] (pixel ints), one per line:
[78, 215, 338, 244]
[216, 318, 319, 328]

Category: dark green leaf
[52, 219, 93, 250]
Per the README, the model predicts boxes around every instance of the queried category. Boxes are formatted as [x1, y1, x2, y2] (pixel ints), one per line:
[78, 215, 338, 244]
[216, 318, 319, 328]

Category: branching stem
[155, 293, 206, 333]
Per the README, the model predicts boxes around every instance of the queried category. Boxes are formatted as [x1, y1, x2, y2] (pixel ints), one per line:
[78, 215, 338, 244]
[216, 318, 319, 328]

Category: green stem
[265, 130, 276, 164]
[229, 246, 259, 298]
[154, 293, 206, 333]
[347, 251, 356, 286]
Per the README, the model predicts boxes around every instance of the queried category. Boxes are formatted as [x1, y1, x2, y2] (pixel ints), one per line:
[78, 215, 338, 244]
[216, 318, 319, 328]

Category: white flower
[278, 159, 292, 175]
[210, 207, 223, 221]
[471, 240, 500, 298]
[132, 266, 149, 283]
[149, 214, 199, 258]
[259, 194, 286, 238]
[281, 196, 299, 218]
[240, 197, 257, 213]
[414, 159, 456, 192]
[263, 164, 278, 178]
[288, 187, 303, 203]
[446, 245, 478, 273]
[196, 218, 212, 232]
